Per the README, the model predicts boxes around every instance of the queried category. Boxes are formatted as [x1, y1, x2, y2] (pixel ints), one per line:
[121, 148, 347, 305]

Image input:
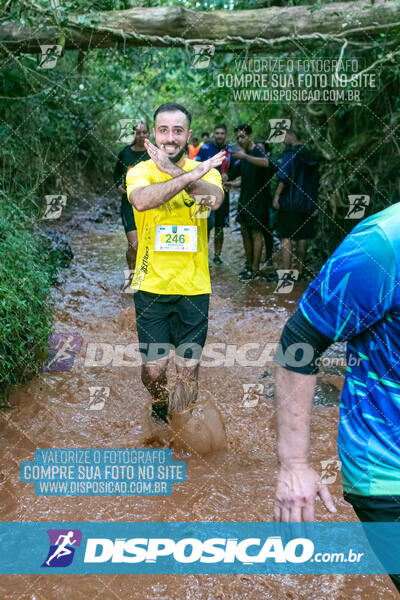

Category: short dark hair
[201, 131, 209, 137]
[192, 137, 199, 142]
[153, 103, 192, 126]
[214, 123, 227, 132]
[255, 140, 271, 155]
[234, 123, 252, 135]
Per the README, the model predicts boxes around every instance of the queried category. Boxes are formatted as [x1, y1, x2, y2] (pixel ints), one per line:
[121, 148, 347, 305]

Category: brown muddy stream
[0, 201, 397, 598]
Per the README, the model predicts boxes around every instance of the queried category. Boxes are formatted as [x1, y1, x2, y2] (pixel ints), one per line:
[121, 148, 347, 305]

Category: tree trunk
[1, 0, 400, 54]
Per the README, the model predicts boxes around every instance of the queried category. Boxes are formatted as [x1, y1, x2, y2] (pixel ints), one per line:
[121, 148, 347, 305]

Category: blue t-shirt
[299, 203, 400, 496]
[278, 145, 319, 213]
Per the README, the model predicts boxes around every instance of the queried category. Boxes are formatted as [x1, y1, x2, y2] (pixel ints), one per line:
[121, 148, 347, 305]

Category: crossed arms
[128, 140, 224, 212]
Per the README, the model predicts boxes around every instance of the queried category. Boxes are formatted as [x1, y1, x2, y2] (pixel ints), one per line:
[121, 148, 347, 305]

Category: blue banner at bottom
[0, 522, 399, 575]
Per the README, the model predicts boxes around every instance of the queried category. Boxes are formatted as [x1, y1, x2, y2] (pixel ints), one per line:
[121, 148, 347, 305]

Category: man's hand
[192, 150, 226, 179]
[274, 463, 336, 522]
[144, 138, 178, 176]
[232, 150, 246, 160]
[273, 196, 280, 210]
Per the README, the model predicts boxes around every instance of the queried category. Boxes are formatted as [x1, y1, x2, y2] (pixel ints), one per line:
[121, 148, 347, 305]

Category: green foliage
[0, 215, 53, 402]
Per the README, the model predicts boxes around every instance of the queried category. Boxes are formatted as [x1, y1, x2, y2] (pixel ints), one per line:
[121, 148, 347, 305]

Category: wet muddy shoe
[213, 254, 223, 264]
[239, 269, 253, 281]
[151, 401, 169, 425]
[239, 263, 250, 277]
[252, 270, 267, 280]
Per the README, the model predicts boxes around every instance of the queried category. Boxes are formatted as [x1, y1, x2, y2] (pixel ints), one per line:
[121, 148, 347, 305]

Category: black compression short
[134, 291, 209, 362]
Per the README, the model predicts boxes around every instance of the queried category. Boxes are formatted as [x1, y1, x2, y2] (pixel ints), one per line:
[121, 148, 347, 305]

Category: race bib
[154, 225, 197, 252]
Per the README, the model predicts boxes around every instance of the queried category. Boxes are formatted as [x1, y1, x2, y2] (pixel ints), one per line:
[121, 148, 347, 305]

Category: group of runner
[114, 110, 319, 285]
[113, 102, 399, 591]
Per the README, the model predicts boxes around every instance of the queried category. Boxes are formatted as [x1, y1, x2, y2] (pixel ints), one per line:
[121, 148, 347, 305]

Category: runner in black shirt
[227, 123, 276, 280]
[113, 121, 149, 287]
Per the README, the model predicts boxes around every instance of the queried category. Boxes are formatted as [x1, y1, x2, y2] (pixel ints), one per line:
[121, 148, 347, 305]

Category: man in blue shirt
[196, 124, 231, 264]
[273, 129, 319, 279]
[273, 203, 400, 591]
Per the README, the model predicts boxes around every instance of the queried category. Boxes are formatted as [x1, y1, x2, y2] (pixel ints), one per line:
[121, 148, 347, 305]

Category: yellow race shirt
[126, 158, 223, 295]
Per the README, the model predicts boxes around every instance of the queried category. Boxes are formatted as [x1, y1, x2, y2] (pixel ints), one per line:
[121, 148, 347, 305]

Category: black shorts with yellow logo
[134, 291, 210, 362]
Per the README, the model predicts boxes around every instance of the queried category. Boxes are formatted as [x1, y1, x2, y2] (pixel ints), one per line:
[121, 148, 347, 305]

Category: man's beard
[169, 147, 186, 163]
[159, 144, 186, 163]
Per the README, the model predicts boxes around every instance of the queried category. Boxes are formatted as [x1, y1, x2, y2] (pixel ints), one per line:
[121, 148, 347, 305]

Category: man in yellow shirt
[126, 102, 225, 439]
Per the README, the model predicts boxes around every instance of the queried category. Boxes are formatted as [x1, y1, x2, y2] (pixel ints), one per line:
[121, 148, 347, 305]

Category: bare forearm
[227, 177, 241, 188]
[275, 181, 284, 199]
[186, 180, 223, 209]
[129, 171, 193, 211]
[167, 164, 223, 209]
[275, 367, 316, 466]
[244, 156, 269, 167]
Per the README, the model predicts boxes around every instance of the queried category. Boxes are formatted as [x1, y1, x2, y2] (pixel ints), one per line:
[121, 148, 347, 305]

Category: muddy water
[0, 206, 397, 598]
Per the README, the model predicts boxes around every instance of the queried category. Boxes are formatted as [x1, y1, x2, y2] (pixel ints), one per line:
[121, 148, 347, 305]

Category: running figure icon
[45, 531, 77, 566]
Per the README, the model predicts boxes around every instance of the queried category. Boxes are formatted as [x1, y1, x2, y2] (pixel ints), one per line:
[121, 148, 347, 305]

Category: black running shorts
[344, 492, 400, 591]
[133, 291, 210, 362]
